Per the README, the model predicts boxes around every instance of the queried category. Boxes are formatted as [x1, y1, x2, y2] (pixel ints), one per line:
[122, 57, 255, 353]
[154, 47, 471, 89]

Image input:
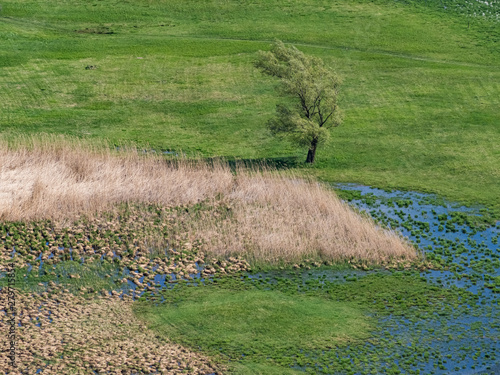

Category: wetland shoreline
[0, 182, 498, 374]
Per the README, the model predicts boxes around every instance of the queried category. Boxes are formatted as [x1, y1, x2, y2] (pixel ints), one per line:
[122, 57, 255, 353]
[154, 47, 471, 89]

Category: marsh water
[326, 184, 500, 374]
[120, 183, 499, 374]
[3, 184, 500, 374]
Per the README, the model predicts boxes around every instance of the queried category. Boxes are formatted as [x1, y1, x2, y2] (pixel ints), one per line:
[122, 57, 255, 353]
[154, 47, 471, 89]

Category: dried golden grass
[0, 134, 233, 222]
[0, 288, 219, 374]
[227, 171, 415, 263]
[0, 134, 417, 263]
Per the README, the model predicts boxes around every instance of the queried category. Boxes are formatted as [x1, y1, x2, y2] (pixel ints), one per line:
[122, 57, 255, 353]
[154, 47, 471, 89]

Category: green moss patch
[136, 286, 370, 372]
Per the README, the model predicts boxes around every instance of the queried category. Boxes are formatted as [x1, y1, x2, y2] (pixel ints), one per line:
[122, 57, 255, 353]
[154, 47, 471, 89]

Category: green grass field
[134, 272, 472, 374]
[137, 287, 370, 374]
[1, 0, 498, 208]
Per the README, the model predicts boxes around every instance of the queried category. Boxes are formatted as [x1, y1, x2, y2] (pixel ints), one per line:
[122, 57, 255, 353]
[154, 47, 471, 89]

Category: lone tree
[255, 40, 342, 164]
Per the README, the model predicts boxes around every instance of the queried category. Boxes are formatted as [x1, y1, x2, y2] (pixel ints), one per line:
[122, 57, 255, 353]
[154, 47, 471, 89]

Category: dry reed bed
[0, 287, 220, 374]
[0, 135, 417, 264]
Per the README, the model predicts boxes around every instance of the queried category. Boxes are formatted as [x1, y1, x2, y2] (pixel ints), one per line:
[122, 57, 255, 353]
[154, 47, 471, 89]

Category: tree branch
[298, 88, 310, 119]
[311, 95, 321, 117]
[320, 111, 334, 127]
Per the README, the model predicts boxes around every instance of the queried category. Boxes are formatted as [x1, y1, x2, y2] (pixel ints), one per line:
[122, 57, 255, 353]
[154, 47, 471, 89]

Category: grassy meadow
[0, 0, 499, 209]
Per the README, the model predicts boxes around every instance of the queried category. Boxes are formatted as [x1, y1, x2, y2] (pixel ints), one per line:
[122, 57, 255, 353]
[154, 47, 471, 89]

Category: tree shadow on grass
[203, 156, 303, 172]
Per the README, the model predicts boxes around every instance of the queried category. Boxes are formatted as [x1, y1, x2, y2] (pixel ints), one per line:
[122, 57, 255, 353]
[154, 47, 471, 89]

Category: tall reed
[0, 134, 417, 263]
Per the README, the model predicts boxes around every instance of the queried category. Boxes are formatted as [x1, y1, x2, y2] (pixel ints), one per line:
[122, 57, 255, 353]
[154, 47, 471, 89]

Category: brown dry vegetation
[0, 287, 221, 374]
[0, 134, 417, 264]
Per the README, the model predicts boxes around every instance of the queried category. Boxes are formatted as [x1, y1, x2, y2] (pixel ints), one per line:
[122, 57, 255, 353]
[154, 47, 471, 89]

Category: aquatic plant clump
[0, 135, 417, 265]
[331, 184, 500, 374]
[0, 287, 220, 374]
[0, 205, 252, 297]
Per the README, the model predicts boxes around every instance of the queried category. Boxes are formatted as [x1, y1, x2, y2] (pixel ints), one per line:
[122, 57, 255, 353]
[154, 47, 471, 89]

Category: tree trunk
[305, 138, 318, 164]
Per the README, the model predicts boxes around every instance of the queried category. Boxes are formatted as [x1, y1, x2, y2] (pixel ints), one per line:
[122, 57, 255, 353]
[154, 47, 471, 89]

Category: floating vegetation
[136, 269, 491, 374]
[328, 183, 500, 374]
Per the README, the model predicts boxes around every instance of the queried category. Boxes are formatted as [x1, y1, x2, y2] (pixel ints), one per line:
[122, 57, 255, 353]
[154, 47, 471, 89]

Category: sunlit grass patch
[134, 271, 472, 373]
[0, 0, 499, 209]
[135, 287, 371, 370]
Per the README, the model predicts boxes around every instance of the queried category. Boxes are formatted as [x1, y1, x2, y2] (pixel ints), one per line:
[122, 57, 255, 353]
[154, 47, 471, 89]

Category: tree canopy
[255, 40, 342, 163]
